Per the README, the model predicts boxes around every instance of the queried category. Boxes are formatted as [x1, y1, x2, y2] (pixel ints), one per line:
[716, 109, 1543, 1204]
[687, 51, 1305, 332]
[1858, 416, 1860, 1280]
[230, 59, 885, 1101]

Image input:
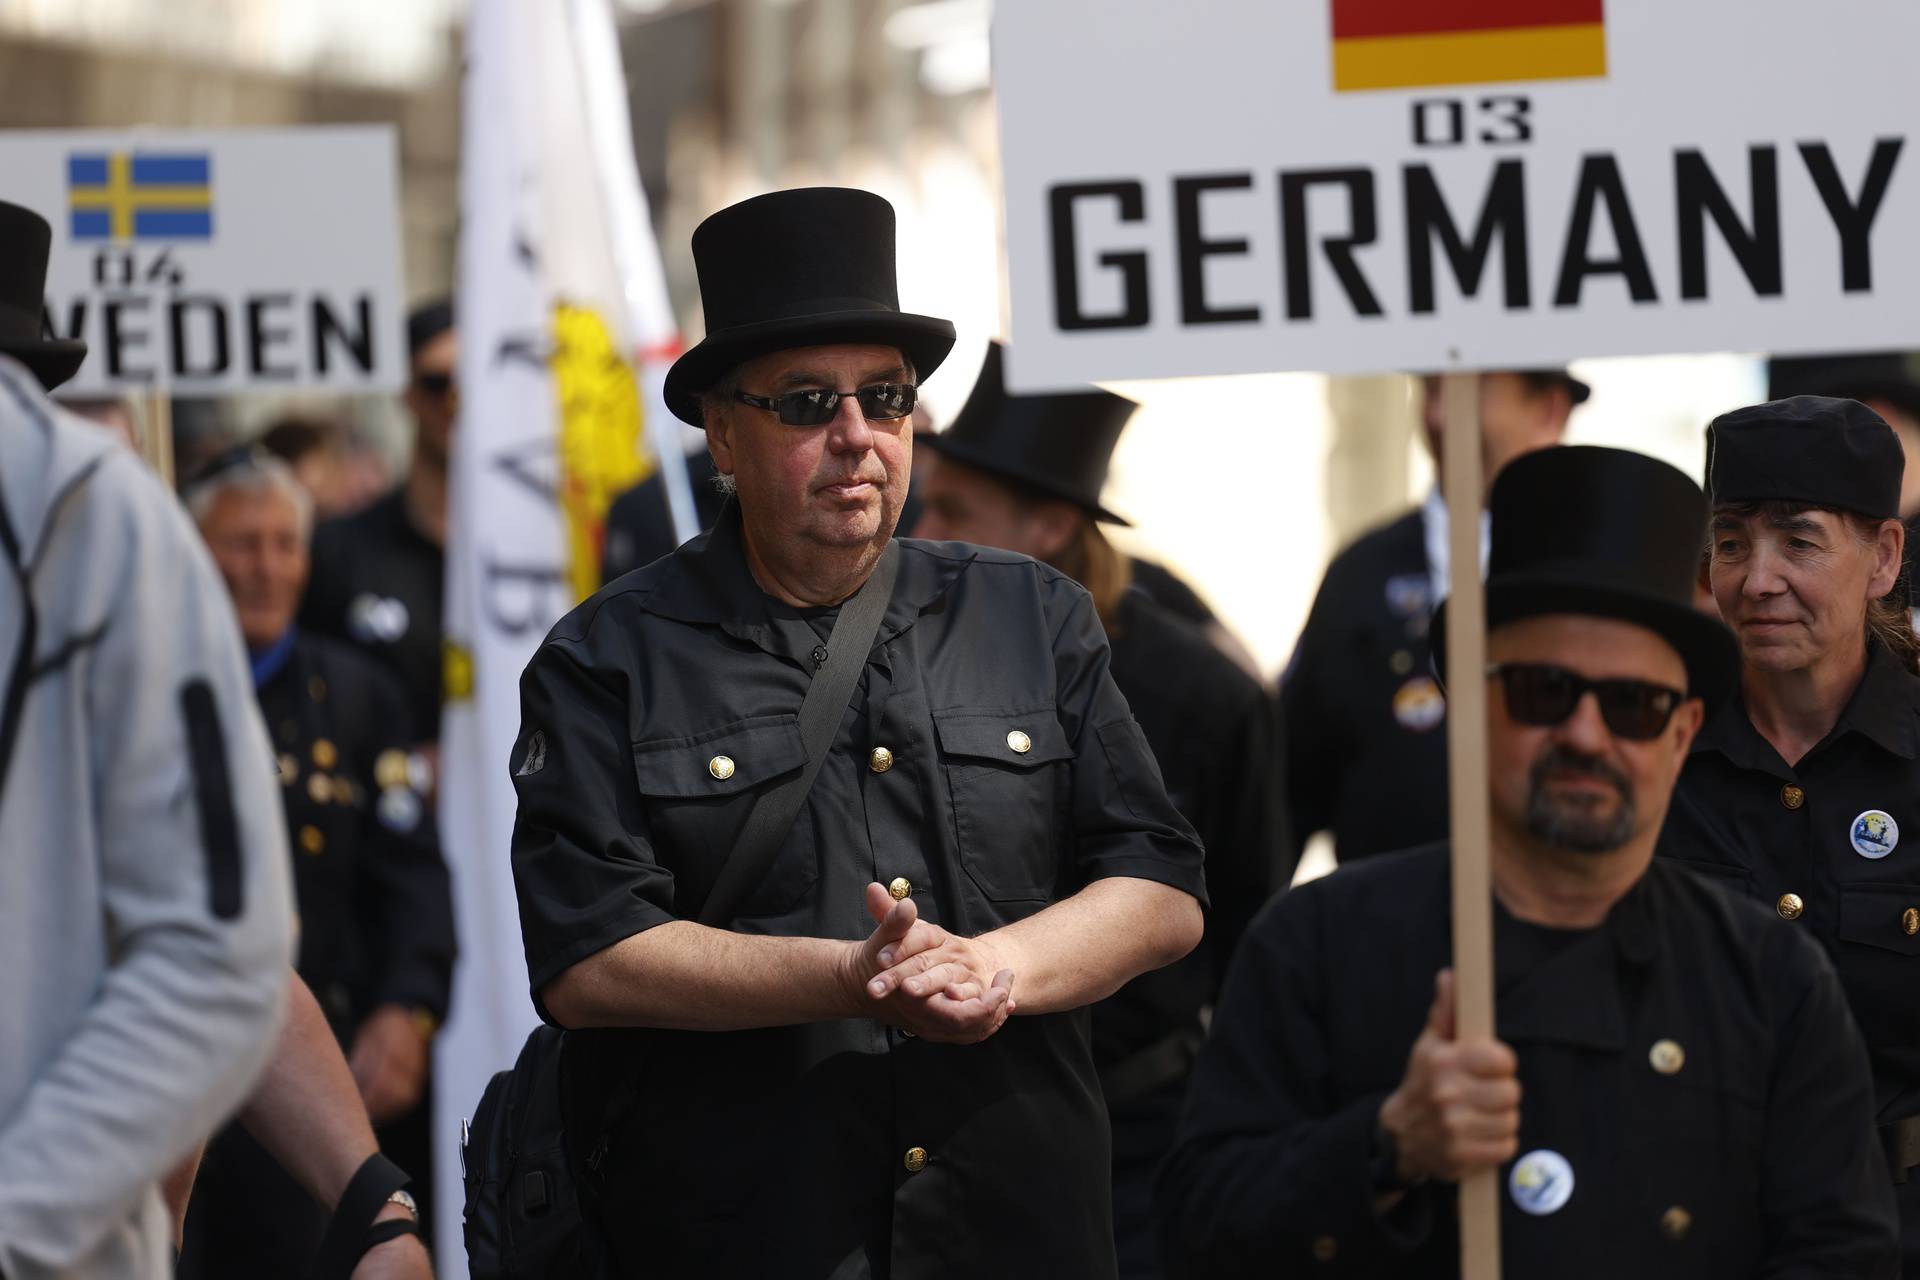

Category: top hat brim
[664, 309, 956, 426]
[1431, 576, 1739, 717]
[917, 429, 1133, 526]
[0, 338, 87, 393]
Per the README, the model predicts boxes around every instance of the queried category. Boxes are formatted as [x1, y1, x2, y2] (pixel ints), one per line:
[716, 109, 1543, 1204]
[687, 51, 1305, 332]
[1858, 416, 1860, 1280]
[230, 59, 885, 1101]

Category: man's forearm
[984, 876, 1203, 1016]
[544, 921, 862, 1031]
[240, 973, 380, 1209]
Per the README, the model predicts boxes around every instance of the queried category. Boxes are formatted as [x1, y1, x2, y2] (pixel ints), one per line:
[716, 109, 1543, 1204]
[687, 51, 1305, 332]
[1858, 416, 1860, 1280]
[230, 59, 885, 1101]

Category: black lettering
[312, 295, 375, 375]
[1174, 174, 1260, 325]
[1553, 155, 1658, 307]
[1049, 181, 1150, 330]
[481, 556, 569, 637]
[245, 293, 297, 380]
[1404, 160, 1530, 314]
[1675, 147, 1781, 301]
[103, 297, 153, 382]
[1413, 99, 1465, 148]
[1477, 96, 1533, 145]
[92, 250, 134, 289]
[490, 436, 557, 504]
[168, 296, 230, 378]
[1799, 138, 1904, 293]
[1280, 168, 1383, 320]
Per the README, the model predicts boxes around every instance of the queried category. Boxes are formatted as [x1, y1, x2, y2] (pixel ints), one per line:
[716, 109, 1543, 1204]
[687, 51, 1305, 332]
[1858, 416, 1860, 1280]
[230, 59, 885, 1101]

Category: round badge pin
[1850, 809, 1899, 860]
[1393, 676, 1447, 732]
[1508, 1149, 1575, 1217]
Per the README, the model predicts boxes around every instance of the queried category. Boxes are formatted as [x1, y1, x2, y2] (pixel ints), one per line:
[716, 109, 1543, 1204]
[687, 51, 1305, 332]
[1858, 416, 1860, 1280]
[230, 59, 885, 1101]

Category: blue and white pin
[1509, 1149, 1575, 1216]
[1850, 810, 1899, 860]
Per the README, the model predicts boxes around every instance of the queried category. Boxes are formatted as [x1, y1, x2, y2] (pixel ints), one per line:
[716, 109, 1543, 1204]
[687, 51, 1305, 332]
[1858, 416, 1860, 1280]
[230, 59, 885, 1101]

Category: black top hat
[918, 342, 1137, 525]
[1768, 351, 1920, 423]
[663, 188, 956, 425]
[1707, 395, 1902, 521]
[1516, 367, 1592, 406]
[1434, 446, 1737, 712]
[0, 201, 87, 392]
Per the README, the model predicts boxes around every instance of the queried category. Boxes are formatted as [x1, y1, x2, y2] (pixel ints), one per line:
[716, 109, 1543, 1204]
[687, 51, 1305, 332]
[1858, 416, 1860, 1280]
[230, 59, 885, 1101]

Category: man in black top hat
[508, 187, 1206, 1278]
[1160, 445, 1896, 1277]
[1663, 395, 1920, 1268]
[1281, 370, 1585, 866]
[913, 342, 1286, 1278]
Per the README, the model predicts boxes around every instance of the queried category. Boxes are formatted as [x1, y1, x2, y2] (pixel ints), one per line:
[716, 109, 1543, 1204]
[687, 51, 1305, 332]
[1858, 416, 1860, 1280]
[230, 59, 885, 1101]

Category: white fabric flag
[435, 0, 683, 1267]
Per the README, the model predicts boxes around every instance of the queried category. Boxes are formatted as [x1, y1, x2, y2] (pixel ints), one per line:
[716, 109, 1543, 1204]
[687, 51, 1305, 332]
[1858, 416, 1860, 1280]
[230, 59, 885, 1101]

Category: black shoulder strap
[697, 541, 900, 926]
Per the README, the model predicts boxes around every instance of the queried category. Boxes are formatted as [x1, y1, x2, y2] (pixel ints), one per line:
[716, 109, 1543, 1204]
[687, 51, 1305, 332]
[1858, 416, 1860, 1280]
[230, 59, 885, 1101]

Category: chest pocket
[933, 707, 1074, 903]
[630, 713, 813, 918]
[1835, 882, 1920, 1046]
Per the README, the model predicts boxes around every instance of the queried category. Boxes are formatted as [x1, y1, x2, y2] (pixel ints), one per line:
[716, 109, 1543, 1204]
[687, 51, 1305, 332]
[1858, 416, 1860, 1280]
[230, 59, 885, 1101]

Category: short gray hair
[185, 449, 314, 541]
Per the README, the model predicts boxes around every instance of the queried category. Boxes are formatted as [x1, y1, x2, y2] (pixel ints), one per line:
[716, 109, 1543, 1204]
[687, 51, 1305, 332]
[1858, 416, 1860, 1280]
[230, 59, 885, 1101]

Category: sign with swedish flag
[68, 152, 215, 241]
[0, 125, 404, 395]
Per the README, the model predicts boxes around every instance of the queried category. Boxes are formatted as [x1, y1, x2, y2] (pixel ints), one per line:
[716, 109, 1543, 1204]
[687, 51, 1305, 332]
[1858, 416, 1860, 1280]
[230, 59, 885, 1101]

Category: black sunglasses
[414, 371, 455, 397]
[734, 382, 917, 427]
[1487, 663, 1687, 741]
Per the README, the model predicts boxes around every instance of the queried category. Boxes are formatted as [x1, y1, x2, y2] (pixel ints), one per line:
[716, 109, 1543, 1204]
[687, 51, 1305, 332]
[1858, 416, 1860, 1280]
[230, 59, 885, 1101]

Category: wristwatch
[385, 1188, 419, 1221]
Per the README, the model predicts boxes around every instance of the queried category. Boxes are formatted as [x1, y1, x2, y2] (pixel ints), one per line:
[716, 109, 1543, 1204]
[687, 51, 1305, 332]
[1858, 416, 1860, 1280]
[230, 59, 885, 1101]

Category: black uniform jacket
[1280, 510, 1449, 863]
[301, 487, 445, 741]
[1158, 845, 1897, 1278]
[257, 633, 455, 1034]
[509, 507, 1208, 1279]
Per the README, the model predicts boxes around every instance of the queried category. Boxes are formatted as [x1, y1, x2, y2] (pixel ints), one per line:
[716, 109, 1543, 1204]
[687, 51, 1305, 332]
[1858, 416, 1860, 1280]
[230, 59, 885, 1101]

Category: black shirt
[509, 509, 1208, 1279]
[1159, 845, 1897, 1277]
[1281, 509, 1449, 863]
[301, 487, 445, 741]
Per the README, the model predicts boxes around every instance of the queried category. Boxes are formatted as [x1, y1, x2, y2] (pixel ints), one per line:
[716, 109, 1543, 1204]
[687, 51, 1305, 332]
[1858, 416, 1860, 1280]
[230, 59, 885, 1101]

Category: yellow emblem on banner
[551, 303, 652, 603]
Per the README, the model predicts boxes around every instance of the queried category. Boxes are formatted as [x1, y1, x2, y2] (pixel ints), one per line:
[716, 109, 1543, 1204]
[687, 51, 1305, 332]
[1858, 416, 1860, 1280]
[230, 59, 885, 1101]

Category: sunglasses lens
[856, 383, 916, 421]
[1501, 666, 1579, 727]
[776, 389, 839, 426]
[1596, 684, 1677, 740]
[416, 373, 453, 396]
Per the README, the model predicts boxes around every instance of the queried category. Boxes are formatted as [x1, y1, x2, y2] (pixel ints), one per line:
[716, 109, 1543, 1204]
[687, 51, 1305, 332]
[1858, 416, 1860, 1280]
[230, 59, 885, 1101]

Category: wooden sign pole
[142, 388, 175, 492]
[1441, 370, 1501, 1279]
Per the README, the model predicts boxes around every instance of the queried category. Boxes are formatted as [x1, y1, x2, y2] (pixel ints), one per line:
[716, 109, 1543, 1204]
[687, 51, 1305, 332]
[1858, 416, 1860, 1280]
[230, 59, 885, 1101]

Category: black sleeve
[299, 519, 353, 639]
[1190, 686, 1290, 993]
[1277, 561, 1345, 860]
[1158, 891, 1434, 1276]
[509, 638, 676, 1021]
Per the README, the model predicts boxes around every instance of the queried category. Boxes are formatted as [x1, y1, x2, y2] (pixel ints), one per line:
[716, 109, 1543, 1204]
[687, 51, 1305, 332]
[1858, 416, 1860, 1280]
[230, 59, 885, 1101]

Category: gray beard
[1524, 745, 1637, 855]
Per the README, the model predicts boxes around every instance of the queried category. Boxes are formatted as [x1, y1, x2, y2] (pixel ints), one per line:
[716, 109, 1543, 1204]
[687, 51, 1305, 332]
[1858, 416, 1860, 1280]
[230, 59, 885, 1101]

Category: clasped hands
[840, 882, 1018, 1044]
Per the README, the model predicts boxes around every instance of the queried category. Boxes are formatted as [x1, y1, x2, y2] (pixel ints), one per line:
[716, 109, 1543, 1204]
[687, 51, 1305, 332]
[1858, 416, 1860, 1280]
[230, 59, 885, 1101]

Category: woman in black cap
[1663, 394, 1920, 1268]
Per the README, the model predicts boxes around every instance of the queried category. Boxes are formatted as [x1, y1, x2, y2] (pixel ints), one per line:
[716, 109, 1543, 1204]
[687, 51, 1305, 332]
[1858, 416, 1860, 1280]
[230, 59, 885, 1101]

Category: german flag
[1331, 0, 1606, 93]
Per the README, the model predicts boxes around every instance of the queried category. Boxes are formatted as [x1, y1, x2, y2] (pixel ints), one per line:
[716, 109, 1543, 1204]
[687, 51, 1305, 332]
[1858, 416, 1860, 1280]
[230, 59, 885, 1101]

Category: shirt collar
[249, 626, 299, 689]
[1492, 871, 1657, 1052]
[1692, 638, 1920, 768]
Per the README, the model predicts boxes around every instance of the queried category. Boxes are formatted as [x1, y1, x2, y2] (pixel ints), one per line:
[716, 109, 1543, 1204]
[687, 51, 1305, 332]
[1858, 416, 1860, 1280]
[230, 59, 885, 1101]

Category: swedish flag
[68, 152, 213, 241]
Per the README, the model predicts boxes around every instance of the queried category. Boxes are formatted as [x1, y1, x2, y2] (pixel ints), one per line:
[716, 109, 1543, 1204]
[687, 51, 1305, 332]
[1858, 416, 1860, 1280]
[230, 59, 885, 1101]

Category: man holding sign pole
[1158, 446, 1898, 1277]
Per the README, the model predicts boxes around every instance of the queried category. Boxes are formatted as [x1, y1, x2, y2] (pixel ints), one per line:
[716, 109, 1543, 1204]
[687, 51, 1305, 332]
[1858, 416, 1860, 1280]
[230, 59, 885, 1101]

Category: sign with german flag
[0, 125, 404, 395]
[1331, 0, 1606, 92]
[993, 0, 1920, 390]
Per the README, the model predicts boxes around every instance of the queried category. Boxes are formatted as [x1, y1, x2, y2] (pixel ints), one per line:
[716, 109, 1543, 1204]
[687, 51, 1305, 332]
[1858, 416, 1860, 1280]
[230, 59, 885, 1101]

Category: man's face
[913, 456, 1077, 561]
[1708, 506, 1902, 674]
[1421, 372, 1571, 498]
[1486, 615, 1703, 858]
[199, 486, 310, 650]
[404, 329, 458, 465]
[707, 343, 913, 556]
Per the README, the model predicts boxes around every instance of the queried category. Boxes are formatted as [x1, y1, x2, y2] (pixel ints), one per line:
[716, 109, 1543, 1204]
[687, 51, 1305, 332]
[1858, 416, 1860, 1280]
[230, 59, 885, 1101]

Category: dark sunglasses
[414, 371, 455, 397]
[734, 382, 917, 427]
[1487, 663, 1686, 741]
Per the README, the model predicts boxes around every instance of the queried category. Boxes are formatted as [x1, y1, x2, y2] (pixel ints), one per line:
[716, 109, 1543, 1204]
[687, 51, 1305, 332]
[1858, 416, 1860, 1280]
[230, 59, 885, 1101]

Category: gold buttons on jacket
[1780, 784, 1805, 810]
[869, 746, 894, 774]
[1903, 907, 1919, 937]
[1776, 892, 1805, 921]
[298, 824, 325, 856]
[1007, 730, 1032, 754]
[888, 877, 913, 901]
[1311, 1235, 1339, 1262]
[708, 755, 735, 781]
[1648, 1039, 1685, 1075]
[308, 774, 333, 805]
[903, 1147, 928, 1173]
[1660, 1206, 1692, 1240]
[311, 738, 338, 770]
[277, 753, 298, 786]
[375, 749, 410, 790]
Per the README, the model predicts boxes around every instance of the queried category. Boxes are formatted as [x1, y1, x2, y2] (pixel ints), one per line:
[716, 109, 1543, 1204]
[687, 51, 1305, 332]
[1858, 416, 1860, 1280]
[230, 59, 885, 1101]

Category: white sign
[994, 1, 1920, 390]
[0, 126, 406, 395]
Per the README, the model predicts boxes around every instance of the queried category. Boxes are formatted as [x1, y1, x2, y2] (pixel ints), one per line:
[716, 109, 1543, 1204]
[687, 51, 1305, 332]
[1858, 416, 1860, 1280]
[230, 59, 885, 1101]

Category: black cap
[1435, 446, 1737, 712]
[1706, 395, 1903, 521]
[1517, 367, 1592, 406]
[1768, 352, 1920, 423]
[0, 201, 88, 391]
[918, 342, 1137, 525]
[407, 299, 454, 360]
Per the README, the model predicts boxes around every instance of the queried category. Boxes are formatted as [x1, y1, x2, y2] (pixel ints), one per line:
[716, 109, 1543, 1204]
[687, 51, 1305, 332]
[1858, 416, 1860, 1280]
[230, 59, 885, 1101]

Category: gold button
[888, 877, 912, 900]
[298, 824, 325, 856]
[1903, 907, 1919, 937]
[708, 754, 735, 780]
[1648, 1039, 1685, 1075]
[311, 738, 338, 770]
[375, 749, 410, 790]
[308, 675, 328, 703]
[1660, 1206, 1692, 1240]
[1776, 892, 1804, 921]
[1007, 730, 1032, 754]
[869, 746, 894, 774]
[1389, 649, 1413, 676]
[903, 1146, 928, 1173]
[277, 753, 298, 786]
[1780, 784, 1805, 810]
[308, 773, 333, 804]
[1311, 1235, 1339, 1262]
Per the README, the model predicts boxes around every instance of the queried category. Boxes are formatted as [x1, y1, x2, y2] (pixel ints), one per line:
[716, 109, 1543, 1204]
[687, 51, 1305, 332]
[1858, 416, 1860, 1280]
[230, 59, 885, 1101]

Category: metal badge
[1850, 809, 1899, 860]
[1509, 1149, 1575, 1216]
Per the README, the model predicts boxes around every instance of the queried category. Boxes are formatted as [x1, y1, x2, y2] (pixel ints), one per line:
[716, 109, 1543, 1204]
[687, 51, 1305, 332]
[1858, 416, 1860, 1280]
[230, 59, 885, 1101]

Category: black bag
[460, 545, 899, 1278]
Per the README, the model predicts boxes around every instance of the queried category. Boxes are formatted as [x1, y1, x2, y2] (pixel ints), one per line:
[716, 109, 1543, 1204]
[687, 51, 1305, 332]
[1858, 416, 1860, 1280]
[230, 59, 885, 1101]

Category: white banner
[0, 125, 404, 395]
[994, 0, 1920, 389]
[434, 0, 680, 1268]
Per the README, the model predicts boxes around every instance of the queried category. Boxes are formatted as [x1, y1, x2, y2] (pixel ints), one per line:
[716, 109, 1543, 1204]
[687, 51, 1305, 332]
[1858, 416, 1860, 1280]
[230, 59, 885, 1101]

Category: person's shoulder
[312, 487, 404, 552]
[1249, 843, 1447, 942]
[1327, 507, 1425, 575]
[1117, 590, 1266, 708]
[897, 536, 1076, 596]
[296, 632, 411, 707]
